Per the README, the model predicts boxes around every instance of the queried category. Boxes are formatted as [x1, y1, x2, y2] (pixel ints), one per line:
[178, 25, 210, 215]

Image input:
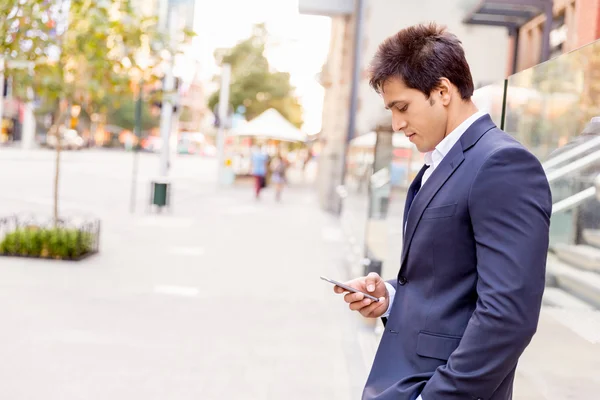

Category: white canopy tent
[230, 108, 307, 143]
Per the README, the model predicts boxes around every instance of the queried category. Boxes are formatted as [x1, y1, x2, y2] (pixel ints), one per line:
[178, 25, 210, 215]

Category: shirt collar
[424, 111, 487, 167]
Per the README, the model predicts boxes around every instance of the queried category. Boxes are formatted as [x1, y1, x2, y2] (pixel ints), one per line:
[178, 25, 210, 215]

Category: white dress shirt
[380, 111, 487, 400]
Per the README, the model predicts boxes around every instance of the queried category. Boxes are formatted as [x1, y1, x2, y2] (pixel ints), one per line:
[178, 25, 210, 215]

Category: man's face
[381, 77, 448, 153]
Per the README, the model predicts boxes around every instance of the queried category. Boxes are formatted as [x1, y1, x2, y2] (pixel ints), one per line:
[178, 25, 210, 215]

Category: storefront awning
[463, 0, 547, 29]
[463, 0, 554, 72]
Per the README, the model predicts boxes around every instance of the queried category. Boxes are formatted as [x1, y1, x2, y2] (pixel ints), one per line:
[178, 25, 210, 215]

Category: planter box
[0, 215, 100, 261]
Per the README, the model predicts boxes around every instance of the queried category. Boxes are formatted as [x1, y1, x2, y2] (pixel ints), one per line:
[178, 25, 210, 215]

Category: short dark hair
[369, 23, 474, 100]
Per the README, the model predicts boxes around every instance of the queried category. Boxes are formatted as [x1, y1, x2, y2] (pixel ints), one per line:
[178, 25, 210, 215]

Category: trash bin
[150, 179, 171, 211]
[152, 182, 168, 206]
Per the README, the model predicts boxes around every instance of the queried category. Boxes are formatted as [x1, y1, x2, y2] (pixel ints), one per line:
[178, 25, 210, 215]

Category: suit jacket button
[398, 276, 408, 285]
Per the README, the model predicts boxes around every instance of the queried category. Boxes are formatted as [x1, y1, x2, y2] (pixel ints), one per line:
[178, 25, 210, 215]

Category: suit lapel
[403, 164, 429, 225]
[400, 114, 497, 266]
[401, 148, 464, 264]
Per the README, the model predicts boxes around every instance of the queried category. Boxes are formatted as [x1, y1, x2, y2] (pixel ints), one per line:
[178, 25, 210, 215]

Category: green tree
[0, 0, 181, 223]
[208, 24, 303, 127]
[107, 94, 159, 132]
[41, 0, 166, 224]
[0, 0, 54, 65]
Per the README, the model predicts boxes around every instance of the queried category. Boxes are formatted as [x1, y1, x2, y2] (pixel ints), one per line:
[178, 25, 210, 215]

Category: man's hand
[333, 272, 389, 318]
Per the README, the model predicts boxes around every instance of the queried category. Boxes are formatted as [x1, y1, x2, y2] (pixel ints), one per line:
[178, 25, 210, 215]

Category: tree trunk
[51, 99, 69, 225]
[54, 133, 61, 225]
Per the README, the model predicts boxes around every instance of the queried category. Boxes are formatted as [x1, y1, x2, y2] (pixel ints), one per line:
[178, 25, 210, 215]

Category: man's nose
[392, 116, 407, 132]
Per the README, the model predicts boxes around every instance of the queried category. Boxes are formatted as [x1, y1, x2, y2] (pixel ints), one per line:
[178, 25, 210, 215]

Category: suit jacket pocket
[416, 331, 462, 361]
[421, 203, 457, 219]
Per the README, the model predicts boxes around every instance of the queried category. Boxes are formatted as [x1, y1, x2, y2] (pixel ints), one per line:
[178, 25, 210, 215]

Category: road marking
[137, 216, 194, 228]
[154, 285, 200, 297]
[168, 246, 205, 256]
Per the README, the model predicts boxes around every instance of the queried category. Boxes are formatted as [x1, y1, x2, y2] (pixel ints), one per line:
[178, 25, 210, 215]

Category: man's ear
[435, 78, 452, 106]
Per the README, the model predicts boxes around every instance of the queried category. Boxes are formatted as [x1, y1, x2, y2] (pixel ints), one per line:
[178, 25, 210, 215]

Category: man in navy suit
[333, 23, 552, 400]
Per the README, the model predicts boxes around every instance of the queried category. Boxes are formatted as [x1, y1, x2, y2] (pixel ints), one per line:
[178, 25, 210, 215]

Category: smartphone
[320, 276, 380, 302]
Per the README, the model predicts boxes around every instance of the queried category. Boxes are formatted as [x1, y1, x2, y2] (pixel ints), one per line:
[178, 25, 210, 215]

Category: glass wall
[343, 129, 424, 279]
[504, 41, 600, 161]
[342, 130, 422, 279]
[471, 80, 506, 128]
[505, 39, 600, 247]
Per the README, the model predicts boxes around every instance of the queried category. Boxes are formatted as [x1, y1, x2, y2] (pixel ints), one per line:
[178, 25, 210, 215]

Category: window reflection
[506, 39, 600, 248]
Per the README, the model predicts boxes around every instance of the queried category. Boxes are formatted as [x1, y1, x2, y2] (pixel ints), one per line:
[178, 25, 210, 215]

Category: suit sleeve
[386, 278, 398, 291]
[420, 146, 552, 400]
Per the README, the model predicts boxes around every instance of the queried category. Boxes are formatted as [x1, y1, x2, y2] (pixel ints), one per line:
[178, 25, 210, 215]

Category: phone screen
[320, 276, 380, 302]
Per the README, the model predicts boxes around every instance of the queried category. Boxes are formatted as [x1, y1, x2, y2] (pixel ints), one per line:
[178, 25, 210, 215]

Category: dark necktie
[403, 164, 430, 225]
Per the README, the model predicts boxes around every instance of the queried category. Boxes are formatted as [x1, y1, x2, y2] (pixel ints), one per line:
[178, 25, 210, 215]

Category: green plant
[0, 227, 94, 260]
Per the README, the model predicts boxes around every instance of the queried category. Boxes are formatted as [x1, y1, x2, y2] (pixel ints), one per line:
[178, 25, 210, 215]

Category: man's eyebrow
[385, 100, 405, 110]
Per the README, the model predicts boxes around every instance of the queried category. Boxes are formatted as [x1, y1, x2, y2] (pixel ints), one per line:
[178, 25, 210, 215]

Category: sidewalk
[0, 149, 370, 399]
[4, 149, 597, 398]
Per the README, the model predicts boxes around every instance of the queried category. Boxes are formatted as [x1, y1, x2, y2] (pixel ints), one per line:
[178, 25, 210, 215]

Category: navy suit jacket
[362, 115, 552, 400]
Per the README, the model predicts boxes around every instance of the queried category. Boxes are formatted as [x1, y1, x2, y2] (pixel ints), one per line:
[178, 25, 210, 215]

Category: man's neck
[444, 100, 479, 138]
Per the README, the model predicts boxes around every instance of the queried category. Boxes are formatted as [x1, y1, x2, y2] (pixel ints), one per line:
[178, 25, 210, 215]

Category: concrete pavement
[0, 149, 370, 399]
[2, 148, 600, 399]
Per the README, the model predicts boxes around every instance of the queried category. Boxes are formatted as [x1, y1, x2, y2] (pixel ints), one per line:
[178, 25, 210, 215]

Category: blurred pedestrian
[250, 145, 268, 199]
[270, 153, 287, 201]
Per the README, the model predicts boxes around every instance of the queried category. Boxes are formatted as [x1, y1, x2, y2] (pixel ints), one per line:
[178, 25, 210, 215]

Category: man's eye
[397, 105, 408, 112]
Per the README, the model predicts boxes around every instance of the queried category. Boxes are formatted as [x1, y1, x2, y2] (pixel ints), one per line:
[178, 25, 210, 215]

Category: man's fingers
[344, 291, 364, 304]
[365, 272, 381, 292]
[349, 297, 373, 311]
[333, 285, 345, 294]
[359, 297, 387, 317]
[333, 284, 353, 294]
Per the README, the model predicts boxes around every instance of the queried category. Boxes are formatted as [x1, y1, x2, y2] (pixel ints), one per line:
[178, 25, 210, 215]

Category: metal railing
[546, 149, 600, 183]
[543, 135, 600, 171]
[545, 145, 600, 214]
[552, 187, 597, 215]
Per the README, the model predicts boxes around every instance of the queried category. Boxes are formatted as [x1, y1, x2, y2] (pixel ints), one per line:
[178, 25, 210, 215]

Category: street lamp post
[129, 50, 150, 214]
[216, 63, 231, 186]
[130, 79, 144, 214]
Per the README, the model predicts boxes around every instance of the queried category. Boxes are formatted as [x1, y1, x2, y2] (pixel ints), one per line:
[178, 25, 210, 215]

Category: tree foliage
[38, 0, 165, 118]
[107, 94, 159, 132]
[0, 0, 185, 222]
[208, 24, 303, 128]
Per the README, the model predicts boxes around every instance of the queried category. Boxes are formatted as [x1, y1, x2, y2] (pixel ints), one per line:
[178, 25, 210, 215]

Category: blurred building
[464, 0, 600, 75]
[300, 0, 509, 213]
[0, 88, 22, 145]
[133, 0, 208, 133]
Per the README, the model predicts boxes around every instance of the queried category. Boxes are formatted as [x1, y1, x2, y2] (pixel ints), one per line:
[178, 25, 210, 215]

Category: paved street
[0, 148, 372, 399]
[2, 148, 600, 399]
